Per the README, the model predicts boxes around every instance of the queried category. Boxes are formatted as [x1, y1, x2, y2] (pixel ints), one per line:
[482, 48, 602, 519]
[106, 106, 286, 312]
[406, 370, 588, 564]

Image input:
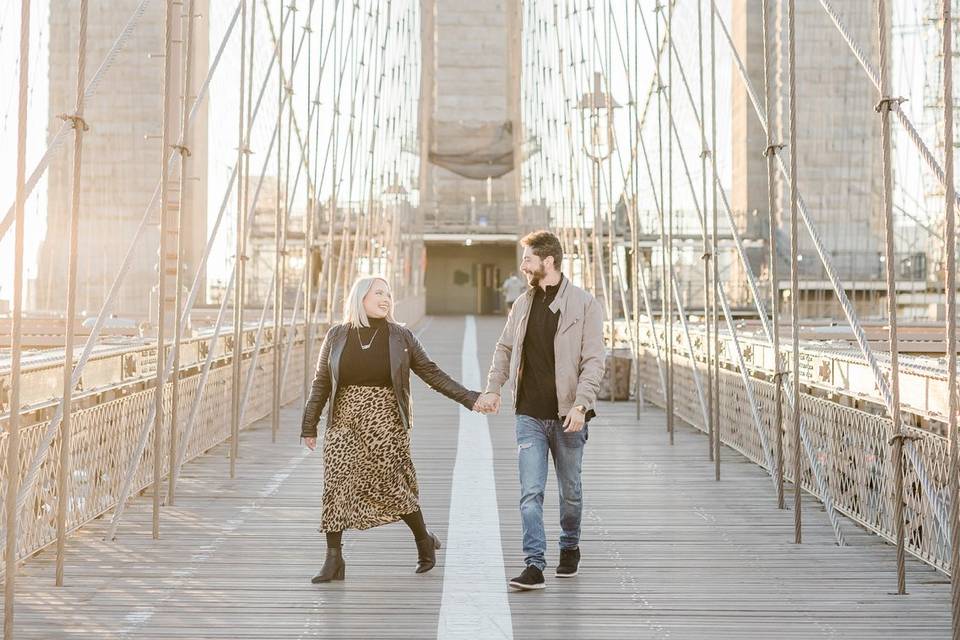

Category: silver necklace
[357, 327, 380, 350]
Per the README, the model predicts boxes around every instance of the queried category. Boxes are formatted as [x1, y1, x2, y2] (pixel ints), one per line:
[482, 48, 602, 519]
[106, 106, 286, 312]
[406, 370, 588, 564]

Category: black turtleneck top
[516, 275, 563, 420]
[338, 316, 392, 387]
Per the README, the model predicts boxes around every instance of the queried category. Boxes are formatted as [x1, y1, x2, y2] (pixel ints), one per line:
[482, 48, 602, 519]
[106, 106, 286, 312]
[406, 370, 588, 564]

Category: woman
[300, 276, 481, 583]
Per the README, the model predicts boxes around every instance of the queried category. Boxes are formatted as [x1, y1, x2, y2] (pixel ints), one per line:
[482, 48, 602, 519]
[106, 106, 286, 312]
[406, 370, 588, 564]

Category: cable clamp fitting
[874, 96, 907, 114]
[763, 143, 785, 158]
[888, 432, 920, 446]
[57, 113, 89, 131]
[771, 370, 791, 383]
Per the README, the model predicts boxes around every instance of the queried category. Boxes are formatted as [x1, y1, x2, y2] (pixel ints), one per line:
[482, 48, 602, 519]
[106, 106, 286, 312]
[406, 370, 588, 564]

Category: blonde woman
[300, 276, 482, 583]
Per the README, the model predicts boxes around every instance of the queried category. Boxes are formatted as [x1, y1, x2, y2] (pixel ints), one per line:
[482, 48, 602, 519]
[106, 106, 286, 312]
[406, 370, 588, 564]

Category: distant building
[34, 0, 209, 327]
[418, 0, 544, 315]
[729, 0, 884, 316]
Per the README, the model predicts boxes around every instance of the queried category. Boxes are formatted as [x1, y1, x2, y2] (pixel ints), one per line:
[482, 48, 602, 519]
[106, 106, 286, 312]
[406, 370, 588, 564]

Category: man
[500, 271, 527, 314]
[476, 230, 605, 590]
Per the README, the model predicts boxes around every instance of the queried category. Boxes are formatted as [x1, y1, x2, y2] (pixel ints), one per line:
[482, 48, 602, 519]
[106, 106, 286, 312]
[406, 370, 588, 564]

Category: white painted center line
[437, 316, 513, 640]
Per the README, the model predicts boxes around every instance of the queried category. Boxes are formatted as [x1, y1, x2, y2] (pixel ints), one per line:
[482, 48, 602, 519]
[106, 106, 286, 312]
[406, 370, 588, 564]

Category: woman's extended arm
[407, 331, 480, 410]
[300, 325, 337, 438]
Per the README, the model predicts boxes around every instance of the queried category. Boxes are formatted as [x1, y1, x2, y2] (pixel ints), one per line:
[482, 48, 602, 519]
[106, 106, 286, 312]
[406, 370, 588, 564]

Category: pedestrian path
[4, 316, 951, 638]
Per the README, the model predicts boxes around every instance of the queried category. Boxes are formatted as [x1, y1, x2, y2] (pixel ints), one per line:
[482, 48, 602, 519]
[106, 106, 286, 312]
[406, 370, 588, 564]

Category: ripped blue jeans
[515, 414, 587, 571]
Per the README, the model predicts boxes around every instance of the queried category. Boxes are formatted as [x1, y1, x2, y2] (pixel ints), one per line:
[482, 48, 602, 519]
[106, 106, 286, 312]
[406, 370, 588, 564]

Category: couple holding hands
[299, 230, 605, 591]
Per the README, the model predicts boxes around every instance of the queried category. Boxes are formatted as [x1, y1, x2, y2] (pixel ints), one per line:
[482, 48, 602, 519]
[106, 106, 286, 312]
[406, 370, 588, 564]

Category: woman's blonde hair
[343, 276, 397, 328]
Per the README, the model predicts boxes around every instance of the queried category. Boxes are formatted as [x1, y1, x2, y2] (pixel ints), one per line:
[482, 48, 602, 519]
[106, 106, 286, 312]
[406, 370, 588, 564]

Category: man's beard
[524, 265, 546, 287]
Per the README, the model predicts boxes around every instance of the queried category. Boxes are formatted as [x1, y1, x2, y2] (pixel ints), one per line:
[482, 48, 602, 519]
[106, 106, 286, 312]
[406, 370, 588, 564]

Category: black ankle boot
[311, 547, 345, 583]
[414, 532, 442, 574]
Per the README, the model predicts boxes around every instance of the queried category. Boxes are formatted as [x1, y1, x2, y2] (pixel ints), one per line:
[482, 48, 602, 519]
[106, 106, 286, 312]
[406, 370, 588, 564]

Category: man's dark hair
[520, 229, 563, 270]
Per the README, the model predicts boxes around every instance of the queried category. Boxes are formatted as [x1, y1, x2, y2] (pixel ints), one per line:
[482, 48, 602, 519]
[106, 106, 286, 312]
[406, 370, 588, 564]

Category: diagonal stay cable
[647, 3, 845, 543]
[712, 1, 945, 541]
[15, 2, 245, 513]
[105, 4, 314, 538]
[0, 0, 155, 241]
[817, 0, 960, 217]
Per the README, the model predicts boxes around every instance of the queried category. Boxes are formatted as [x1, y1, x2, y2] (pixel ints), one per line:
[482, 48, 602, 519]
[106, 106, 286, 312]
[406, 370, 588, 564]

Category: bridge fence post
[939, 0, 960, 636]
[760, 0, 785, 510]
[695, 0, 715, 463]
[168, 0, 199, 509]
[785, 0, 803, 545]
[4, 1, 32, 637]
[151, 0, 177, 542]
[230, 0, 249, 481]
[54, 0, 91, 587]
[876, 0, 908, 597]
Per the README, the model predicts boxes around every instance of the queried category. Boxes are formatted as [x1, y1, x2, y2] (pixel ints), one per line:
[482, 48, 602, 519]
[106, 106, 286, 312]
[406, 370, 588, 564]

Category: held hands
[473, 392, 501, 415]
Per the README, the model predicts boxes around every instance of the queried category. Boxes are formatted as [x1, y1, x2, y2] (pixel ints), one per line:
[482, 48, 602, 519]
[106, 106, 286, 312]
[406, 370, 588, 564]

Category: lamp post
[384, 175, 409, 296]
[577, 71, 621, 394]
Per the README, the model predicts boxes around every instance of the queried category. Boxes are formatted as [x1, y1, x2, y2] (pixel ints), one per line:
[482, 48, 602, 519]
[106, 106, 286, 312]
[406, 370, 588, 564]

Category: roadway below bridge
[3, 316, 951, 639]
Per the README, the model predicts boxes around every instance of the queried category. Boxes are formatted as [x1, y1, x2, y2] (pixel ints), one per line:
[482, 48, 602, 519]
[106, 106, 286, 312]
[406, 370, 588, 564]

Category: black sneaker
[556, 547, 580, 578]
[508, 565, 545, 590]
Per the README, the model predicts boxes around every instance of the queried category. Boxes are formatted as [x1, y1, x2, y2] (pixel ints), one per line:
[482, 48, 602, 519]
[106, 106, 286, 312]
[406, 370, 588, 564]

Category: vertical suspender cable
[230, 0, 249, 480]
[665, 0, 675, 445]
[273, 4, 287, 443]
[168, 0, 198, 507]
[710, 0, 720, 480]
[876, 0, 907, 596]
[761, 0, 785, 509]
[304, 7, 316, 401]
[787, 0, 801, 544]
[327, 10, 341, 323]
[605, 4, 615, 391]
[655, 2, 670, 431]
[55, 0, 90, 585]
[16, 2, 245, 513]
[0, 0, 156, 244]
[942, 0, 960, 633]
[4, 0, 31, 636]
[633, 0, 644, 418]
[152, 0, 176, 541]
[697, 0, 714, 460]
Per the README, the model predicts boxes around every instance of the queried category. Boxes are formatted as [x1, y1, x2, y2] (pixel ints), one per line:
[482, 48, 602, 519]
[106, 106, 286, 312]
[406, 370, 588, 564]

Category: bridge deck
[5, 317, 951, 639]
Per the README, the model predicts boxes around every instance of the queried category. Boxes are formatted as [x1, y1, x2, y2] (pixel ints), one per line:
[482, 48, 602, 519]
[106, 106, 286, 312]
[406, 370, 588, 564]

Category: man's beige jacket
[484, 276, 606, 417]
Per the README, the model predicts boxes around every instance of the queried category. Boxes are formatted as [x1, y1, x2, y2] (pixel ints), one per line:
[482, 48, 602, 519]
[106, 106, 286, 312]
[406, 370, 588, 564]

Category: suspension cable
[4, 0, 32, 636]
[941, 0, 960, 629]
[761, 0, 785, 510]
[875, 0, 907, 595]
[787, 0, 802, 545]
[0, 0, 157, 242]
[53, 0, 90, 587]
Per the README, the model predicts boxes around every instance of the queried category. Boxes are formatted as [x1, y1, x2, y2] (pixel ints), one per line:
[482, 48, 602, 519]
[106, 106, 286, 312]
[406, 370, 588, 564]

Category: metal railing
[0, 325, 321, 567]
[635, 334, 951, 574]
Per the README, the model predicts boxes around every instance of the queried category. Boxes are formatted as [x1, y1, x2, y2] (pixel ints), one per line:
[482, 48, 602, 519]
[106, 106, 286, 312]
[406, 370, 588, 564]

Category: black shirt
[516, 276, 562, 420]
[338, 317, 392, 387]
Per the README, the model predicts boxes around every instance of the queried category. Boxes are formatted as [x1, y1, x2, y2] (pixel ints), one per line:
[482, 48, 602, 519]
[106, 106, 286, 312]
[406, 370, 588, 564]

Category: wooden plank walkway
[3, 316, 952, 638]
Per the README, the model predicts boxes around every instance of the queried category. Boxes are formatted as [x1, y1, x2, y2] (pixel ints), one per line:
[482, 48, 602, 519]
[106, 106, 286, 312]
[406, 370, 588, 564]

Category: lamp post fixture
[384, 174, 409, 295]
[577, 71, 621, 372]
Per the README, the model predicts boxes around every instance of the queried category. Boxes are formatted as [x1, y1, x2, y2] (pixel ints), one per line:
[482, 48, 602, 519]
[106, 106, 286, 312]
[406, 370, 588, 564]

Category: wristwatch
[572, 404, 586, 415]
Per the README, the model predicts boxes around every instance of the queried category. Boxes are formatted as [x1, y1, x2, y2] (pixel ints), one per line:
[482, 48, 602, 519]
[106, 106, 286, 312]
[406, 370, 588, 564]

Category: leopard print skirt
[320, 385, 419, 532]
